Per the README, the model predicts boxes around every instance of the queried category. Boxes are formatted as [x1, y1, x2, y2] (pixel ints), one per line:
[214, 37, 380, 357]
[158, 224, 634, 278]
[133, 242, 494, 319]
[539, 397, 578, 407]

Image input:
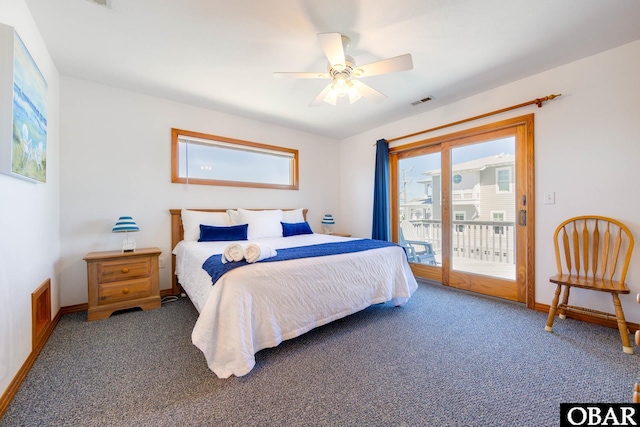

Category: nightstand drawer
[85, 247, 161, 321]
[98, 277, 151, 305]
[98, 258, 151, 283]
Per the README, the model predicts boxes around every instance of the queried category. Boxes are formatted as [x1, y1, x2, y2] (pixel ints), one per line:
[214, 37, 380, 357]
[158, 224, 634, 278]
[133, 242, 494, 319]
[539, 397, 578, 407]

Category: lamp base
[122, 239, 136, 252]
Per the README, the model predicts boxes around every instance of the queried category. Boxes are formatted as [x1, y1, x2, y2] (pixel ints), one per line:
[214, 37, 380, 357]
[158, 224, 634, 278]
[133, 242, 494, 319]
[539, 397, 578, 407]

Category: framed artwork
[0, 24, 48, 183]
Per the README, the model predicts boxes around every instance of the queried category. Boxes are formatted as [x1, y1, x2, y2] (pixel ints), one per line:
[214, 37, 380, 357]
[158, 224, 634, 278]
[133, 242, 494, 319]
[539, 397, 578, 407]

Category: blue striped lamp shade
[321, 214, 335, 225]
[112, 216, 140, 233]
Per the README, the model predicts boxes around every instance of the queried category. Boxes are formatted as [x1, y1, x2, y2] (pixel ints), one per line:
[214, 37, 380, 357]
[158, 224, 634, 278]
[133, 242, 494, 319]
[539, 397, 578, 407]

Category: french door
[390, 115, 534, 305]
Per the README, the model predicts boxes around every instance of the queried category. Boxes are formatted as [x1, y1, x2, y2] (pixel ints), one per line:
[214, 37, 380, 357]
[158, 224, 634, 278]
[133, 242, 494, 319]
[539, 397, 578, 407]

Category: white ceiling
[23, 0, 640, 139]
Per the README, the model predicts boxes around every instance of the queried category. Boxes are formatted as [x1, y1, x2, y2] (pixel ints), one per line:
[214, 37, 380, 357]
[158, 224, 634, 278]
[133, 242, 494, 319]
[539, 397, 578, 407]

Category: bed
[170, 208, 418, 378]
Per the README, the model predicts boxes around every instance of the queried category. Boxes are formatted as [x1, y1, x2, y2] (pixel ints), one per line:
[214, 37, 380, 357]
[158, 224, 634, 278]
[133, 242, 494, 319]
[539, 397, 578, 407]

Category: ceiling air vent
[86, 0, 111, 8]
[411, 95, 435, 106]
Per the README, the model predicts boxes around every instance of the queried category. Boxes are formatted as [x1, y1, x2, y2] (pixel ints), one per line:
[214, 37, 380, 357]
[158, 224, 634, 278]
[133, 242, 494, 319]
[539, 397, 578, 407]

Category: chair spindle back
[553, 216, 634, 284]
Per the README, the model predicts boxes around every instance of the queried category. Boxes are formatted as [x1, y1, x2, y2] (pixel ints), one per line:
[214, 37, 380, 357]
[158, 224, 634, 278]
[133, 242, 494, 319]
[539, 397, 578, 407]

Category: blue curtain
[372, 139, 390, 241]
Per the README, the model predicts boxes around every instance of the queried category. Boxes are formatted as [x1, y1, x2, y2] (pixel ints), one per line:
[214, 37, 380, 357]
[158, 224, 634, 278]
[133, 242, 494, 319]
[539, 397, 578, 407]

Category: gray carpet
[1, 280, 638, 427]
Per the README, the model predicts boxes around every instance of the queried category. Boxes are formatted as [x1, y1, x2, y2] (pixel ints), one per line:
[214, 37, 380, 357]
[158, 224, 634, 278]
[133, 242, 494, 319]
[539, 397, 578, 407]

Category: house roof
[23, 0, 640, 139]
[421, 153, 515, 176]
[401, 197, 432, 207]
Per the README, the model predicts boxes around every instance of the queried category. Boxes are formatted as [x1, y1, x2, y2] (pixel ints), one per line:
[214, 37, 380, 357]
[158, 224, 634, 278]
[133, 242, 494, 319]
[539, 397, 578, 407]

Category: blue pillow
[281, 221, 313, 237]
[198, 224, 248, 242]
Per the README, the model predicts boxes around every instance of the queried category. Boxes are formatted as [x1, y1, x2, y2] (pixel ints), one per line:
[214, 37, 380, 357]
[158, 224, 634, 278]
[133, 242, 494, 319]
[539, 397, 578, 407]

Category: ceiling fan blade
[351, 80, 387, 104]
[353, 54, 413, 77]
[273, 72, 330, 79]
[309, 83, 335, 107]
[317, 33, 345, 68]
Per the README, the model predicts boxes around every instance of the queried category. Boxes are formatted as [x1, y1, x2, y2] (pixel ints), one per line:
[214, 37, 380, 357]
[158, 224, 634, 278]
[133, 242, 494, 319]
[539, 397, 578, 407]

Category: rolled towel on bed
[221, 243, 245, 264]
[244, 243, 277, 263]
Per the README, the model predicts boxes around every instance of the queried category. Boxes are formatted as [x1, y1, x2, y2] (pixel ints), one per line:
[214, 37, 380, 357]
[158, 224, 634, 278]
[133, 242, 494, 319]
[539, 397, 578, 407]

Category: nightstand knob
[122, 288, 130, 294]
[121, 267, 129, 273]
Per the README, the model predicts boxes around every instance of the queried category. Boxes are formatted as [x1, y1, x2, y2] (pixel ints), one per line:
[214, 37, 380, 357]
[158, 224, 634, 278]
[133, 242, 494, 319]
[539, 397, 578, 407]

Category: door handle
[518, 210, 527, 226]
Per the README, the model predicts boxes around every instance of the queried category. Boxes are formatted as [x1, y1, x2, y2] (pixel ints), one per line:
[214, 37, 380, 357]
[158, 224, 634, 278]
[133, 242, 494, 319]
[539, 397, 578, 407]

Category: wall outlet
[544, 192, 555, 205]
[159, 256, 166, 269]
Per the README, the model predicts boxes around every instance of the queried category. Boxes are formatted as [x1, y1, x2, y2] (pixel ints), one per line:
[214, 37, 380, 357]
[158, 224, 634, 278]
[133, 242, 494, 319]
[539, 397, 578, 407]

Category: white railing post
[405, 219, 515, 265]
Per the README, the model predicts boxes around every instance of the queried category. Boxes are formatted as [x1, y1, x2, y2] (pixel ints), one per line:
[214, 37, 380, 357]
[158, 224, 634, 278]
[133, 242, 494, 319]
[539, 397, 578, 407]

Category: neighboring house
[399, 196, 433, 222]
[420, 153, 516, 225]
[405, 153, 516, 262]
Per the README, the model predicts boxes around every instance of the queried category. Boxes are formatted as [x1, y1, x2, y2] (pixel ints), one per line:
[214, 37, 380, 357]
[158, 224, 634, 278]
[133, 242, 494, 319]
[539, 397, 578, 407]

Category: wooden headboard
[169, 208, 308, 294]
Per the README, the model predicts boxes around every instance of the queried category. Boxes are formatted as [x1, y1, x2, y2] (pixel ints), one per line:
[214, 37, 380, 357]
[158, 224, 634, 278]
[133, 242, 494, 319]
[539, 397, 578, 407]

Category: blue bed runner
[202, 239, 398, 285]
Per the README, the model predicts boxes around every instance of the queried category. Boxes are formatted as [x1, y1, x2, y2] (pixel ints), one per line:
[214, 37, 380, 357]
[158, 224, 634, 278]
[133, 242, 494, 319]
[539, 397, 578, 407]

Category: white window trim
[491, 210, 506, 235]
[490, 210, 506, 221]
[495, 167, 512, 194]
[454, 211, 466, 233]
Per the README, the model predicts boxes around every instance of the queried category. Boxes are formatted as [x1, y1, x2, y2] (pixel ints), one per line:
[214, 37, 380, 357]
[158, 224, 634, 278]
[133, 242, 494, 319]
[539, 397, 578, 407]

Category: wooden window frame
[171, 128, 299, 190]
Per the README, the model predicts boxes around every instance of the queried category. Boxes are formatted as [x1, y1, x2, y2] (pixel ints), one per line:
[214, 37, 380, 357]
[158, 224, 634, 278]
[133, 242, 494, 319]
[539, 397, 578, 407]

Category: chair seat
[545, 216, 634, 354]
[549, 274, 630, 294]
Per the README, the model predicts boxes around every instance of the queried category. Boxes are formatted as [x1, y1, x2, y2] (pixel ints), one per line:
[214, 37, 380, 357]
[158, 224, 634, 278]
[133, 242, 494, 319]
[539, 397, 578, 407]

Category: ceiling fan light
[323, 90, 338, 105]
[348, 85, 362, 104]
[331, 75, 350, 97]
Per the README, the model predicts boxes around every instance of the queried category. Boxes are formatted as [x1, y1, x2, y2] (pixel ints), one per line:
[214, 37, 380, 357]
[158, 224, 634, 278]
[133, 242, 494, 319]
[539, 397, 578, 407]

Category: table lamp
[321, 214, 335, 234]
[112, 216, 139, 252]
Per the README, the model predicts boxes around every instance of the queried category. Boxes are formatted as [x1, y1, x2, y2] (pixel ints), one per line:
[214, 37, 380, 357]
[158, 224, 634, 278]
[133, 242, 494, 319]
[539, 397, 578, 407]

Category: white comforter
[173, 234, 418, 378]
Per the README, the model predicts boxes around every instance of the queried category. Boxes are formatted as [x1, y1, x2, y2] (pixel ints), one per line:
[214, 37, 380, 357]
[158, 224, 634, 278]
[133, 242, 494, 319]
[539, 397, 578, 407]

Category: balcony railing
[402, 219, 516, 265]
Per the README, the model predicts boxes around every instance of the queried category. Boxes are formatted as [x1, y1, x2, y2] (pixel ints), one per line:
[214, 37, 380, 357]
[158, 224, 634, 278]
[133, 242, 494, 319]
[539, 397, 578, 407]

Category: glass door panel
[397, 151, 441, 267]
[450, 136, 516, 281]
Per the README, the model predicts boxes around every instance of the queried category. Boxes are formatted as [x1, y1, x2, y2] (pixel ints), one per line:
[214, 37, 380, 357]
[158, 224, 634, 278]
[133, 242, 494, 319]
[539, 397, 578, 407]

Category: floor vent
[31, 279, 51, 351]
[411, 95, 435, 106]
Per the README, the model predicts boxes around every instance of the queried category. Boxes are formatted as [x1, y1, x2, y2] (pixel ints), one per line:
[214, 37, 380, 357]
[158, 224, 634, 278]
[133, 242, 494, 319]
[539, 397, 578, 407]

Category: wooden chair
[545, 216, 635, 354]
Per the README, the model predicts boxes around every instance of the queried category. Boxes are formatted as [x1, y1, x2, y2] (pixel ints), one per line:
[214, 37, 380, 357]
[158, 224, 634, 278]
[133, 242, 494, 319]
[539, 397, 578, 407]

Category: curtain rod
[382, 93, 561, 144]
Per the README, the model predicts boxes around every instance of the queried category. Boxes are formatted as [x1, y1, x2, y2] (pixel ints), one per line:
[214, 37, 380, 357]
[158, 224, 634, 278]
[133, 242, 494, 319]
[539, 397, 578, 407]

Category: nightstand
[84, 247, 161, 321]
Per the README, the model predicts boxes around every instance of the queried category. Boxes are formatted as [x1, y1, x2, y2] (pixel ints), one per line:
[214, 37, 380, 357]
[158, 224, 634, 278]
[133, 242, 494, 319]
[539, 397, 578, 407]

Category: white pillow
[282, 208, 305, 223]
[226, 209, 243, 225]
[181, 209, 231, 241]
[238, 208, 283, 239]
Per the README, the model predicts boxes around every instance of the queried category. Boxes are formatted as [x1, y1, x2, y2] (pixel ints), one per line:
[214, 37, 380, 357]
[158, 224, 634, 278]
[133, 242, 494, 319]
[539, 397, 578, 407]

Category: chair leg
[545, 284, 562, 332]
[612, 293, 633, 354]
[558, 286, 570, 319]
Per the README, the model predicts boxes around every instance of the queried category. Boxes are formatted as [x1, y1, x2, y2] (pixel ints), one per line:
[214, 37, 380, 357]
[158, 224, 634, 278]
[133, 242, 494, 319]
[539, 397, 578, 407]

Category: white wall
[2, 0, 638, 403]
[0, 0, 60, 398]
[339, 40, 640, 322]
[59, 77, 340, 306]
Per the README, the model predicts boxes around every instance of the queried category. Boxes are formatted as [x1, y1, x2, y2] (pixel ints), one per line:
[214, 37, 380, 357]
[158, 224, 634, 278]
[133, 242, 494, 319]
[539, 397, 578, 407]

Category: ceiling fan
[273, 33, 413, 106]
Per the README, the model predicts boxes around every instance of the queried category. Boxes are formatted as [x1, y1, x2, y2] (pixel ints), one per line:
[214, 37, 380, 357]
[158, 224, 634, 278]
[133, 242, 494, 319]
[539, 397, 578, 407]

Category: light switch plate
[544, 192, 555, 205]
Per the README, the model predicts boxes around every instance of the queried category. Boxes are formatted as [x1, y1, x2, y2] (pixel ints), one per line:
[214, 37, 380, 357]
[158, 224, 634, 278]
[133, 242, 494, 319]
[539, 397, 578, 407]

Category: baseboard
[0, 309, 62, 418]
[534, 302, 640, 332]
[60, 303, 87, 314]
[160, 288, 176, 298]
[61, 289, 175, 313]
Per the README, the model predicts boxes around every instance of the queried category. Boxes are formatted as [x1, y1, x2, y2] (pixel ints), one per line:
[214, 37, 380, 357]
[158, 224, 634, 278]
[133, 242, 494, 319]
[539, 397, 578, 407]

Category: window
[171, 128, 299, 190]
[496, 167, 511, 193]
[452, 174, 462, 184]
[454, 212, 465, 232]
[492, 211, 505, 235]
